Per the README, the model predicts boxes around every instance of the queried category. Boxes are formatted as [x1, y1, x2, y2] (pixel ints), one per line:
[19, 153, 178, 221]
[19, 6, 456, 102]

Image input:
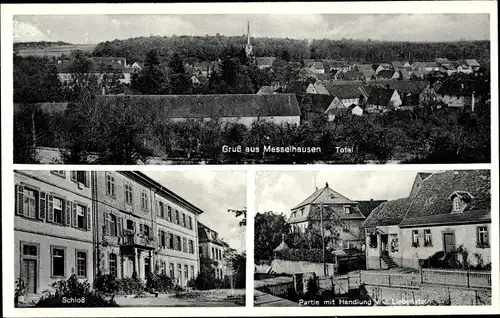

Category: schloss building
[14, 170, 223, 295]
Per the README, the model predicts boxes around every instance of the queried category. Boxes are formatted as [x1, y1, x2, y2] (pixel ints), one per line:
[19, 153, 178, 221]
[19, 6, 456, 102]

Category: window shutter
[485, 228, 489, 245]
[38, 192, 47, 220]
[158, 230, 161, 247]
[47, 195, 54, 222]
[139, 223, 144, 235]
[72, 202, 77, 227]
[85, 172, 90, 188]
[118, 217, 123, 237]
[86, 206, 91, 231]
[70, 171, 77, 182]
[16, 184, 24, 216]
[476, 227, 480, 244]
[104, 212, 109, 236]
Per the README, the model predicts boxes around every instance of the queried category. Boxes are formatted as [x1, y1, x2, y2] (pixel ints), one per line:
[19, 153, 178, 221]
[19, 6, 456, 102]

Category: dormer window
[344, 206, 351, 214]
[448, 191, 473, 213]
[300, 208, 304, 216]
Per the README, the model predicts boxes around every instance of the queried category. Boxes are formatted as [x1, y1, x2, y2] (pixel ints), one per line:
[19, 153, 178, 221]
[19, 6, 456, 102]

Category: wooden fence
[360, 271, 420, 289]
[359, 269, 491, 290]
[421, 269, 491, 289]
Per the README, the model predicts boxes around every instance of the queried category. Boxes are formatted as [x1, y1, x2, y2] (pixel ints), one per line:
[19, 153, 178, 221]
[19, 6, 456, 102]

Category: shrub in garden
[117, 277, 145, 295]
[36, 274, 118, 307]
[146, 272, 174, 293]
[94, 274, 120, 296]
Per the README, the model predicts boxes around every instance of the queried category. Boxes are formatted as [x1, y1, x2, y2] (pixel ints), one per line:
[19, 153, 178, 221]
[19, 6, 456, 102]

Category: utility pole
[320, 202, 326, 276]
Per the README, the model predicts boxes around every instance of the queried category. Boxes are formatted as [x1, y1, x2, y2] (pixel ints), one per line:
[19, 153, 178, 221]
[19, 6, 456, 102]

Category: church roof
[273, 241, 289, 252]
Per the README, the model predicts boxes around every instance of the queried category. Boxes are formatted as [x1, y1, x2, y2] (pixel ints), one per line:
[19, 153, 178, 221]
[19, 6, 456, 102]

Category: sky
[256, 170, 439, 217]
[142, 171, 246, 252]
[13, 14, 490, 44]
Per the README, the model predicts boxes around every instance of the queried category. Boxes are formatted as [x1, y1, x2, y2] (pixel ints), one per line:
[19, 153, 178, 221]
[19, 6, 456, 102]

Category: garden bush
[94, 274, 120, 295]
[117, 277, 145, 295]
[146, 272, 174, 293]
[36, 274, 118, 307]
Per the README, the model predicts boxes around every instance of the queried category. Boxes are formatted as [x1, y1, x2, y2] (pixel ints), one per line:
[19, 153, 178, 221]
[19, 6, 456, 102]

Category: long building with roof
[362, 170, 491, 269]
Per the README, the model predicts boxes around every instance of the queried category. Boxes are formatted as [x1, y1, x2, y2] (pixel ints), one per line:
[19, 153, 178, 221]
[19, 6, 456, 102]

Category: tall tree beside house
[131, 49, 170, 94]
[228, 208, 247, 227]
[167, 53, 194, 94]
[254, 212, 290, 262]
[224, 248, 246, 289]
[13, 104, 41, 164]
[63, 50, 102, 103]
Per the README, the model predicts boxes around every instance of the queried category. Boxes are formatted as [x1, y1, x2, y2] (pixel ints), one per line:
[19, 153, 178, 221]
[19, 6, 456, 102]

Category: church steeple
[245, 20, 253, 57]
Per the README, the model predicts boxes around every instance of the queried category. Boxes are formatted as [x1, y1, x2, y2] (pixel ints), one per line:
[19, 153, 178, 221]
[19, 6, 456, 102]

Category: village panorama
[13, 16, 491, 164]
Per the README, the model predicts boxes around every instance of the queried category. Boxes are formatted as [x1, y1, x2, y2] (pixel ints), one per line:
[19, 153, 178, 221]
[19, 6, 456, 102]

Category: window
[109, 253, 117, 277]
[369, 234, 377, 249]
[51, 171, 66, 178]
[184, 265, 188, 280]
[424, 229, 432, 247]
[212, 247, 215, 259]
[53, 197, 64, 225]
[126, 219, 134, 231]
[76, 171, 87, 185]
[182, 214, 186, 228]
[344, 206, 351, 214]
[141, 191, 148, 211]
[390, 234, 399, 253]
[167, 206, 172, 222]
[109, 214, 117, 236]
[412, 230, 419, 247]
[188, 216, 193, 230]
[143, 224, 150, 237]
[162, 261, 166, 275]
[124, 183, 133, 205]
[175, 210, 180, 224]
[189, 240, 194, 254]
[160, 231, 166, 248]
[169, 233, 174, 249]
[300, 208, 304, 216]
[23, 188, 37, 218]
[177, 264, 182, 281]
[169, 263, 175, 278]
[176, 236, 181, 251]
[182, 238, 188, 253]
[477, 226, 489, 248]
[342, 223, 349, 232]
[160, 202, 165, 219]
[76, 251, 87, 277]
[77, 204, 85, 229]
[190, 266, 195, 280]
[23, 245, 37, 256]
[106, 173, 115, 197]
[51, 247, 65, 277]
[452, 197, 461, 213]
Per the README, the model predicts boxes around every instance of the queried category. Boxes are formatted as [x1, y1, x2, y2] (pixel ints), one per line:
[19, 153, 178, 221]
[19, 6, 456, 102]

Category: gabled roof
[417, 172, 433, 180]
[321, 59, 348, 70]
[284, 81, 309, 95]
[387, 80, 430, 94]
[366, 87, 396, 106]
[273, 241, 289, 252]
[435, 80, 478, 96]
[337, 70, 365, 80]
[323, 83, 365, 99]
[292, 186, 357, 210]
[311, 61, 325, 70]
[257, 86, 278, 95]
[435, 58, 451, 65]
[400, 170, 490, 227]
[198, 222, 229, 246]
[356, 64, 376, 78]
[309, 94, 335, 112]
[362, 197, 411, 228]
[95, 94, 301, 118]
[463, 59, 480, 67]
[377, 70, 395, 79]
[356, 200, 387, 218]
[303, 59, 315, 67]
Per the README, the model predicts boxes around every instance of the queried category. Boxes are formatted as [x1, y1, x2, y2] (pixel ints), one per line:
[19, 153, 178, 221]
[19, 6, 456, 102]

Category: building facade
[363, 170, 491, 270]
[288, 183, 366, 250]
[198, 223, 230, 280]
[14, 170, 204, 296]
[15, 170, 94, 295]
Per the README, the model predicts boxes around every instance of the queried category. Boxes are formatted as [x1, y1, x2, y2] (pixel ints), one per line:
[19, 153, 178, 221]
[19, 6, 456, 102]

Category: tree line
[92, 35, 490, 64]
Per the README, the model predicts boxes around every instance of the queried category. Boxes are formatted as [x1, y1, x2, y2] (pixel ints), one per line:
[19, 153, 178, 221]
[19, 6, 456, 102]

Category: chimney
[325, 182, 329, 188]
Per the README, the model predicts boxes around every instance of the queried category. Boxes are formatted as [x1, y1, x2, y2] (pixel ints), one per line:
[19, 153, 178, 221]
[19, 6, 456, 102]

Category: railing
[121, 233, 156, 249]
[256, 282, 294, 299]
[361, 271, 419, 289]
[421, 269, 491, 289]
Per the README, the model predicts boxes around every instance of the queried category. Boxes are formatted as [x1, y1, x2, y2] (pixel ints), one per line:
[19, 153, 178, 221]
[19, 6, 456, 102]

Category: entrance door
[443, 233, 456, 253]
[22, 259, 37, 294]
[144, 257, 151, 277]
[380, 235, 389, 256]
